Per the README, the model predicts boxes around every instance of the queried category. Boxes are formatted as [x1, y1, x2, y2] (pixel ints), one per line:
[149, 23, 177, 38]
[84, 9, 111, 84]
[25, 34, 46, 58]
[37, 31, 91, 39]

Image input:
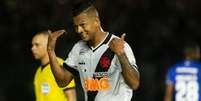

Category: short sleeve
[166, 67, 175, 85]
[64, 43, 80, 69]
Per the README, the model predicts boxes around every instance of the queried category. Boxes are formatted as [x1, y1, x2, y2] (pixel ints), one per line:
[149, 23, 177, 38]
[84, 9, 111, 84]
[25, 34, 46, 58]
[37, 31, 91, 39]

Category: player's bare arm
[109, 33, 140, 90]
[47, 30, 73, 87]
[164, 83, 174, 101]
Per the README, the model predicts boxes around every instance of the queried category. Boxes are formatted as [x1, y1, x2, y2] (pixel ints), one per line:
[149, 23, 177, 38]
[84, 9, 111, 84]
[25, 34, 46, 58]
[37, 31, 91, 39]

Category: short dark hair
[72, 0, 97, 17]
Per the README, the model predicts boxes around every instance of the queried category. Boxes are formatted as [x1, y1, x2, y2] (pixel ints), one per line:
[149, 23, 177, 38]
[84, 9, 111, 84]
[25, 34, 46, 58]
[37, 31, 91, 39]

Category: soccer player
[47, 1, 140, 101]
[164, 43, 201, 101]
[31, 31, 76, 101]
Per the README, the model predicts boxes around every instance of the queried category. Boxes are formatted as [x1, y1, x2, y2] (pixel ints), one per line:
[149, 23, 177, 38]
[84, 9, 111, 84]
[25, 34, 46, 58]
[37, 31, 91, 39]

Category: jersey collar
[87, 32, 112, 52]
[41, 62, 49, 71]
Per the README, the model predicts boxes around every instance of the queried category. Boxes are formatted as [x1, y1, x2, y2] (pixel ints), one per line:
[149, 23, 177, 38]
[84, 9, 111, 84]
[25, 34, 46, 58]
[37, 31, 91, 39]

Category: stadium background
[0, 0, 201, 100]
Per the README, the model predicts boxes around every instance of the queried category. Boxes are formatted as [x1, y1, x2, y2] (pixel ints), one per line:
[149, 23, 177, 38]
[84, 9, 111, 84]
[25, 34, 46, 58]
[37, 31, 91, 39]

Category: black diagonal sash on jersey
[92, 33, 112, 52]
[87, 33, 115, 101]
[63, 63, 85, 101]
[87, 48, 115, 101]
[94, 49, 115, 72]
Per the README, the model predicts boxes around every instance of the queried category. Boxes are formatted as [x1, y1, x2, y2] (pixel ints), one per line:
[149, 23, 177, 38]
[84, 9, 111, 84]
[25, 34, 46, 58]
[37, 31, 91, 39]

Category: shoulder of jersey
[76, 40, 86, 45]
[74, 40, 89, 48]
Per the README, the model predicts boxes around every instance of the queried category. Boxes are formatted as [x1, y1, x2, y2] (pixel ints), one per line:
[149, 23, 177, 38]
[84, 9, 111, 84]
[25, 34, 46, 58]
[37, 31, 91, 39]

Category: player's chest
[77, 46, 116, 78]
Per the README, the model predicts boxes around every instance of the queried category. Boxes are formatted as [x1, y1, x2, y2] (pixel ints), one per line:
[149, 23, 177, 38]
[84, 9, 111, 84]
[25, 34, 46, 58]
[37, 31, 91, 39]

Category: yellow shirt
[34, 58, 75, 101]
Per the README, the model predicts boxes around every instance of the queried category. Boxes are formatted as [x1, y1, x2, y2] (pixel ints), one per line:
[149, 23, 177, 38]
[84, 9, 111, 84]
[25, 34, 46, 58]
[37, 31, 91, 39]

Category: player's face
[31, 34, 48, 60]
[73, 13, 98, 41]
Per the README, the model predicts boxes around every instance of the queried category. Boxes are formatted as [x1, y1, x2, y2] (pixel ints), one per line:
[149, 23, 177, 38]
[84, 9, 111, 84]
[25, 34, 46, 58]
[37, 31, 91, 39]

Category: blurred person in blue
[164, 42, 201, 101]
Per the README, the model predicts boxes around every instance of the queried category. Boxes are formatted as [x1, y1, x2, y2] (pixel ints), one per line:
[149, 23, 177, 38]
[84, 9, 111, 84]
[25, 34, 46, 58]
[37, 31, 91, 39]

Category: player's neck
[90, 30, 107, 48]
[40, 54, 49, 66]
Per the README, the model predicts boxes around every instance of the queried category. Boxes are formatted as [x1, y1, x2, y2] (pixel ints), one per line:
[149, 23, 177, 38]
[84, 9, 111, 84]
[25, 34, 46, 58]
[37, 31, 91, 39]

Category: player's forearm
[117, 52, 140, 90]
[47, 42, 71, 87]
[164, 93, 172, 101]
[164, 97, 171, 101]
[164, 84, 173, 101]
[47, 30, 72, 87]
[47, 50, 69, 87]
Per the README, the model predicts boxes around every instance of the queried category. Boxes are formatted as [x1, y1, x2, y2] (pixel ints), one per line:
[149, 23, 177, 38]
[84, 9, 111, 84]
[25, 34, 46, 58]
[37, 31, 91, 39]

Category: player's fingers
[51, 29, 65, 37]
[121, 33, 126, 41]
[58, 29, 66, 33]
[56, 29, 66, 35]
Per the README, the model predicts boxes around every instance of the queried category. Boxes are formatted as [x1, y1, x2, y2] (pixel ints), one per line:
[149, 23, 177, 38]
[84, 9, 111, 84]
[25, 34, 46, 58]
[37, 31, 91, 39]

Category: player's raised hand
[48, 30, 66, 41]
[47, 29, 66, 51]
[109, 33, 126, 56]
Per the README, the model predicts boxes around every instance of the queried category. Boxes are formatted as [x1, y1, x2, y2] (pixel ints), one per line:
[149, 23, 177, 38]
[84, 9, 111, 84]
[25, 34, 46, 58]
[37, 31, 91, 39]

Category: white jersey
[64, 33, 138, 101]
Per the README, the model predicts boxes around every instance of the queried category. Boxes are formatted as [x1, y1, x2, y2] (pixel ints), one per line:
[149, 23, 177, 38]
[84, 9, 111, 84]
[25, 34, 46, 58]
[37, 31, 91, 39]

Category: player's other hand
[109, 33, 126, 56]
[47, 29, 65, 51]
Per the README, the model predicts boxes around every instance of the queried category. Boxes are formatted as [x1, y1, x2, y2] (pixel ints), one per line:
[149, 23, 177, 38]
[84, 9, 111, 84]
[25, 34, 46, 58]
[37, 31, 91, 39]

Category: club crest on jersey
[100, 55, 111, 69]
